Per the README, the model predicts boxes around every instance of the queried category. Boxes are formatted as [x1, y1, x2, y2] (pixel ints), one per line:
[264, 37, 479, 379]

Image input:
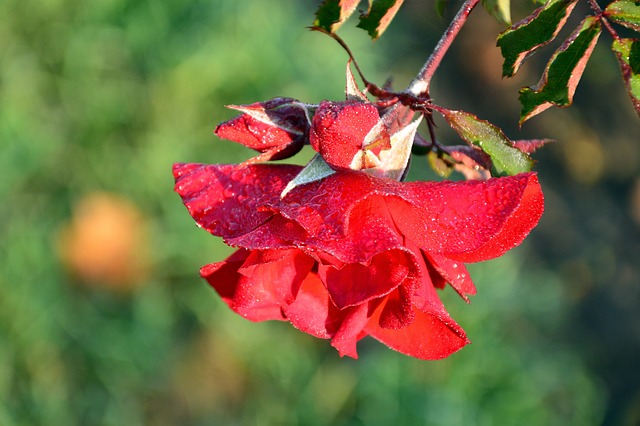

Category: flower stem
[407, 0, 481, 96]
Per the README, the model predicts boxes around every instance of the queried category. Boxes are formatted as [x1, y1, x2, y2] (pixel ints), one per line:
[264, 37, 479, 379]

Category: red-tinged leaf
[427, 151, 452, 178]
[441, 145, 493, 180]
[482, 0, 511, 26]
[604, 0, 640, 32]
[611, 38, 640, 118]
[441, 145, 493, 171]
[314, 0, 362, 33]
[436, 108, 534, 176]
[519, 17, 601, 124]
[497, 0, 578, 77]
[512, 138, 554, 153]
[453, 163, 492, 181]
[357, 0, 404, 40]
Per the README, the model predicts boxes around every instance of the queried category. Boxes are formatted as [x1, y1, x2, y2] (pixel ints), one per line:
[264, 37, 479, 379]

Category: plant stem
[587, 0, 619, 40]
[407, 0, 481, 96]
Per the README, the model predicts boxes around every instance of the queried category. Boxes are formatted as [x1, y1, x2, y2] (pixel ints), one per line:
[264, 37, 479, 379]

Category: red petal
[330, 303, 370, 358]
[214, 97, 308, 163]
[284, 271, 336, 339]
[377, 285, 415, 329]
[318, 249, 411, 309]
[391, 173, 544, 261]
[284, 271, 371, 359]
[201, 248, 314, 321]
[200, 249, 251, 310]
[215, 114, 297, 151]
[310, 101, 386, 169]
[173, 163, 300, 240]
[426, 253, 477, 301]
[366, 301, 469, 360]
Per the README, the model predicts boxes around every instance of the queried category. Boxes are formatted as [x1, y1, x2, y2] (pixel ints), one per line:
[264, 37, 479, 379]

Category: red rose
[173, 162, 543, 359]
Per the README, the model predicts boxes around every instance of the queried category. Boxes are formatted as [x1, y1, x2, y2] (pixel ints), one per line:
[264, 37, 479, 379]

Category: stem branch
[587, 0, 618, 40]
[407, 0, 481, 96]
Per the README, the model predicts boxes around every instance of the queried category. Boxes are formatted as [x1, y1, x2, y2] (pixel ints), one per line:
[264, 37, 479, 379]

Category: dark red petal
[318, 249, 410, 309]
[392, 172, 544, 261]
[310, 101, 385, 169]
[378, 284, 416, 329]
[268, 170, 383, 241]
[173, 163, 300, 240]
[201, 248, 314, 322]
[426, 253, 477, 301]
[177, 164, 542, 265]
[227, 214, 308, 249]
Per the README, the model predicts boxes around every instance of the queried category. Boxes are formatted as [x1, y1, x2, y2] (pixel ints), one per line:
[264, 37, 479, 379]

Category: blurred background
[1, 0, 639, 424]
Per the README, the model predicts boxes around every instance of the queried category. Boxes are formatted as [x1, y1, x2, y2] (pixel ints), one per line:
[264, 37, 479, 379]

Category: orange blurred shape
[57, 192, 149, 292]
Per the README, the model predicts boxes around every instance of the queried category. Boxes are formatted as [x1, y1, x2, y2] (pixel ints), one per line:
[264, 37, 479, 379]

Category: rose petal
[426, 253, 477, 301]
[173, 163, 300, 240]
[310, 101, 388, 170]
[392, 172, 544, 261]
[201, 248, 314, 321]
[330, 303, 370, 358]
[284, 270, 336, 339]
[284, 270, 373, 359]
[377, 285, 415, 329]
[176, 164, 543, 265]
[318, 249, 411, 309]
[366, 302, 469, 360]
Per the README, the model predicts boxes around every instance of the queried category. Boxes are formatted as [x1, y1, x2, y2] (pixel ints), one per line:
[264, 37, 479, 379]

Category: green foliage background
[1, 0, 639, 424]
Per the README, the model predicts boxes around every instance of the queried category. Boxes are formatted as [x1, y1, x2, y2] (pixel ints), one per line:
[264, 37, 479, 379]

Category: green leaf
[435, 0, 450, 18]
[482, 0, 512, 26]
[497, 0, 578, 77]
[611, 38, 640, 118]
[604, 0, 640, 32]
[314, 0, 362, 33]
[437, 108, 534, 176]
[356, 0, 404, 40]
[519, 16, 601, 124]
